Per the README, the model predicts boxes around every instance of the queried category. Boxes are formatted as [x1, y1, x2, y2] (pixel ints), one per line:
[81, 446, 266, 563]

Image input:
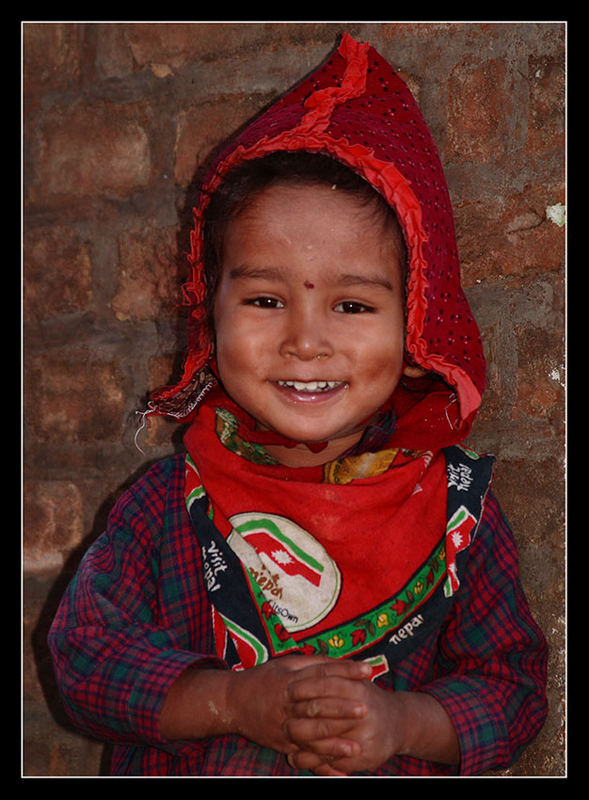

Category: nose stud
[315, 353, 328, 359]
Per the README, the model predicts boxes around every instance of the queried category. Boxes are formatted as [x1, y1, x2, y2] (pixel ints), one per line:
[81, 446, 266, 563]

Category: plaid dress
[48, 454, 548, 776]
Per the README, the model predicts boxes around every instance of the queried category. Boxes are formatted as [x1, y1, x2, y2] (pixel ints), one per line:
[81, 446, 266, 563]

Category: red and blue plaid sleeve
[424, 492, 548, 774]
[48, 456, 226, 750]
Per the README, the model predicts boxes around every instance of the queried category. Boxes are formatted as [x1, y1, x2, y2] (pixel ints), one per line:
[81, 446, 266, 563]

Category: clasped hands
[231, 654, 404, 776]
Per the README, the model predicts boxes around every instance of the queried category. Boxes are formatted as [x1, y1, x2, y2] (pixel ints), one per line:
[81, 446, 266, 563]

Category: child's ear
[403, 362, 428, 379]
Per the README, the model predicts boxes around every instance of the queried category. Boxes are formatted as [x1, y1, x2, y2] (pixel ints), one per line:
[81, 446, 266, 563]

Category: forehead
[237, 181, 389, 224]
[224, 182, 404, 265]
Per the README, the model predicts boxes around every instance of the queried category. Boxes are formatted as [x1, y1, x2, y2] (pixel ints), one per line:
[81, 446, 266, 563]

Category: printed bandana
[184, 388, 493, 679]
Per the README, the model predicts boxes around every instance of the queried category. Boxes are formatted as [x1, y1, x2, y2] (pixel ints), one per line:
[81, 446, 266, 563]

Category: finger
[311, 763, 349, 777]
[291, 659, 372, 684]
[289, 695, 366, 720]
[289, 750, 350, 776]
[287, 673, 369, 706]
[285, 715, 361, 749]
[287, 733, 361, 766]
[281, 654, 335, 669]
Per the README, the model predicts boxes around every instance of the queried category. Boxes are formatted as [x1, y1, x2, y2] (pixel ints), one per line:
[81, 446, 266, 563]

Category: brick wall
[23, 22, 566, 776]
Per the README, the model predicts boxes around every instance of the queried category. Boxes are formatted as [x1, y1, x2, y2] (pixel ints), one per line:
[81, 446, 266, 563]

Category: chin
[271, 418, 361, 445]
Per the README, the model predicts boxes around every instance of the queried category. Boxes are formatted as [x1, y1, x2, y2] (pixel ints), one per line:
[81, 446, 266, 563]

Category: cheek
[213, 294, 241, 360]
[357, 337, 405, 399]
[214, 292, 278, 364]
[214, 317, 267, 383]
[356, 318, 404, 369]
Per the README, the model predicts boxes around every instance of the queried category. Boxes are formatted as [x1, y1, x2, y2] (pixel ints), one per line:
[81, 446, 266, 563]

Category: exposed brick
[123, 21, 272, 70]
[24, 225, 93, 321]
[456, 184, 565, 285]
[514, 326, 565, 422]
[30, 102, 151, 202]
[527, 52, 565, 155]
[23, 22, 82, 93]
[148, 351, 178, 390]
[26, 352, 125, 443]
[490, 456, 565, 576]
[92, 22, 136, 79]
[174, 96, 265, 186]
[447, 58, 512, 164]
[23, 481, 84, 573]
[111, 225, 181, 321]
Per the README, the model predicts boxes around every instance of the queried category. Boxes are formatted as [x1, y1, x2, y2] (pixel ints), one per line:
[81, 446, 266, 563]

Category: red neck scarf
[184, 386, 450, 669]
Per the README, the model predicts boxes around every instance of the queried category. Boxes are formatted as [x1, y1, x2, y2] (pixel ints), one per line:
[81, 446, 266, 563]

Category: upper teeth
[278, 380, 342, 392]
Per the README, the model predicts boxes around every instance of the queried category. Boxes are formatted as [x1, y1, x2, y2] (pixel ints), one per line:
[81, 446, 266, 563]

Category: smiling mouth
[276, 380, 345, 393]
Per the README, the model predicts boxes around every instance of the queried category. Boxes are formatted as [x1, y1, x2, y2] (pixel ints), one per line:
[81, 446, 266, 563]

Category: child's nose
[279, 309, 333, 361]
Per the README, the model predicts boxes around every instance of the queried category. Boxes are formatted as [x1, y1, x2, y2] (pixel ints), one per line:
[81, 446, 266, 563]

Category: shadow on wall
[29, 458, 178, 775]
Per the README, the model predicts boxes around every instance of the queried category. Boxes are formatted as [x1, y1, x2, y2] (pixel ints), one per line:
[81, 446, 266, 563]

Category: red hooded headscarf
[150, 32, 485, 451]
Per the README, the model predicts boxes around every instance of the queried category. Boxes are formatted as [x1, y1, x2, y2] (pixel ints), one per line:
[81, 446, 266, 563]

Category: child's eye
[245, 296, 284, 309]
[334, 301, 375, 314]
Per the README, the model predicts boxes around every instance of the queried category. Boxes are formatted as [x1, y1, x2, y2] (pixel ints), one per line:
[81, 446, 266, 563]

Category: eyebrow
[336, 273, 394, 291]
[228, 264, 394, 291]
[228, 265, 284, 281]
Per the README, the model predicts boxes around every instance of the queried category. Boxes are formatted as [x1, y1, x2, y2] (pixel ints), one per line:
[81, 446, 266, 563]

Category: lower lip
[273, 382, 348, 404]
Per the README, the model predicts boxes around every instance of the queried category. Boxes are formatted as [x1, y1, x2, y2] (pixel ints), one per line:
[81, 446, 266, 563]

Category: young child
[48, 33, 548, 777]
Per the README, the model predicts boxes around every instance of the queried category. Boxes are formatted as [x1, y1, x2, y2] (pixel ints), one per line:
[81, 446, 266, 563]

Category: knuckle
[316, 719, 333, 739]
[306, 699, 321, 717]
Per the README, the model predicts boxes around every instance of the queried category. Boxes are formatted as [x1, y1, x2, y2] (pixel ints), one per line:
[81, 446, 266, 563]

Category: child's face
[213, 182, 406, 462]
